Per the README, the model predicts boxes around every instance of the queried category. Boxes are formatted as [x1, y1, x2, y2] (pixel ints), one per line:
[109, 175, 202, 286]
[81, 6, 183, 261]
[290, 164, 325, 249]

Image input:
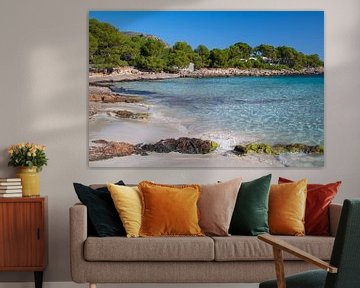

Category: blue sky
[89, 11, 324, 59]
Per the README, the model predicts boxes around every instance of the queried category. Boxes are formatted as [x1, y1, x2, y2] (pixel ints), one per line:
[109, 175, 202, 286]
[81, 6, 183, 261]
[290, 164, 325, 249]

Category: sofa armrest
[258, 234, 338, 273]
[329, 203, 342, 237]
[69, 203, 88, 283]
[258, 233, 337, 288]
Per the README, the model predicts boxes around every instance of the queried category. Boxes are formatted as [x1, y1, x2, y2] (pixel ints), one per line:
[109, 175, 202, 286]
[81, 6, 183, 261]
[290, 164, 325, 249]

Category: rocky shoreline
[89, 138, 324, 162]
[88, 85, 147, 119]
[89, 66, 324, 84]
[88, 67, 324, 165]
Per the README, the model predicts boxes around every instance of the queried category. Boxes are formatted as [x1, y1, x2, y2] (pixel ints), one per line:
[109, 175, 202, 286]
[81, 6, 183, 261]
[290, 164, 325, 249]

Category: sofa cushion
[73, 181, 126, 237]
[269, 179, 307, 236]
[279, 177, 341, 236]
[107, 184, 142, 238]
[212, 236, 334, 261]
[199, 178, 242, 236]
[139, 181, 203, 237]
[84, 236, 214, 261]
[229, 174, 271, 236]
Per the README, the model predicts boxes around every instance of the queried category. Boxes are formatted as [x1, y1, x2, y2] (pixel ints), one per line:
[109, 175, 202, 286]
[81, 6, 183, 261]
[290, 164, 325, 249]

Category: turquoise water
[114, 76, 324, 149]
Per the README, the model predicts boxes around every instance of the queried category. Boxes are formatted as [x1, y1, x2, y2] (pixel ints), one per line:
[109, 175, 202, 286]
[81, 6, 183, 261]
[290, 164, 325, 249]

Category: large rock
[233, 142, 324, 156]
[140, 137, 219, 154]
[235, 143, 274, 155]
[109, 110, 149, 120]
[89, 93, 143, 103]
[89, 140, 137, 161]
[272, 143, 324, 154]
[89, 137, 219, 161]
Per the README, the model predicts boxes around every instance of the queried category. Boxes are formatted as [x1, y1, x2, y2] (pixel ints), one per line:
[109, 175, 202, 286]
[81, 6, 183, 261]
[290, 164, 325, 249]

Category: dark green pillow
[73, 181, 126, 237]
[229, 174, 272, 236]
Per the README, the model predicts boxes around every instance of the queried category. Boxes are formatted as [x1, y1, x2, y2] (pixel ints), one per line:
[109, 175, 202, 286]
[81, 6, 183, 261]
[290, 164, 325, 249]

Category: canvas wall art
[88, 11, 324, 168]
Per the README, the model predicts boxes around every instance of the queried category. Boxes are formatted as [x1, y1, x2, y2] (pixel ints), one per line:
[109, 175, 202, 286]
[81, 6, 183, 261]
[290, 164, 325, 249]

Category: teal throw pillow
[229, 174, 272, 236]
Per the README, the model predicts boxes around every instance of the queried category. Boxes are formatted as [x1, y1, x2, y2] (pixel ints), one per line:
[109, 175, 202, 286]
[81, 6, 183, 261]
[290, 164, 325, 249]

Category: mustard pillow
[107, 183, 142, 238]
[269, 179, 307, 236]
[138, 181, 204, 237]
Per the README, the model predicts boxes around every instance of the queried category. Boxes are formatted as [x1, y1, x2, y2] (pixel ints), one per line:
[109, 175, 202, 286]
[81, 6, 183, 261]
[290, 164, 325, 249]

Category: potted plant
[8, 143, 48, 197]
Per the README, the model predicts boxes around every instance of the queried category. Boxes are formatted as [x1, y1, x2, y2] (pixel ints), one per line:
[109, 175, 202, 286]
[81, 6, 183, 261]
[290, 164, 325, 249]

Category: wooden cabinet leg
[89, 283, 97, 288]
[34, 271, 43, 288]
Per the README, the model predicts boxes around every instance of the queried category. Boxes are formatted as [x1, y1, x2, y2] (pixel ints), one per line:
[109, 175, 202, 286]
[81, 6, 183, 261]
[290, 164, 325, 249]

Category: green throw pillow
[229, 174, 272, 236]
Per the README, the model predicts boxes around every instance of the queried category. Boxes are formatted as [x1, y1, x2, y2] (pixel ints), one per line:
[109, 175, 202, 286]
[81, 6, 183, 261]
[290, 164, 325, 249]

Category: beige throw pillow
[198, 178, 242, 236]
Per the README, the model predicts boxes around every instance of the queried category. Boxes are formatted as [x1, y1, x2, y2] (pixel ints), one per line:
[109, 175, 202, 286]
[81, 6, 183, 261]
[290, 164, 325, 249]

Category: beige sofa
[70, 202, 342, 287]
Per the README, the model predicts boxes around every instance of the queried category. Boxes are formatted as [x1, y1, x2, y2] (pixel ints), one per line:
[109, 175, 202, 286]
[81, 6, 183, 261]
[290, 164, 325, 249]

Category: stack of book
[0, 178, 22, 197]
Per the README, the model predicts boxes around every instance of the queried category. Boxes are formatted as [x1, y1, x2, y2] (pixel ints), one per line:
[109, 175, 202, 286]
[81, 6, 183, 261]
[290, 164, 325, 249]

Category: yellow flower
[27, 152, 32, 157]
[38, 145, 46, 151]
[8, 149, 13, 155]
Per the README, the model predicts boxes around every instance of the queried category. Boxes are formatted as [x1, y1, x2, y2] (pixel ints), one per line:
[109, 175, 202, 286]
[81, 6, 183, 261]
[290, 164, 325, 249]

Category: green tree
[89, 18, 130, 68]
[167, 41, 194, 69]
[209, 49, 228, 68]
[89, 18, 323, 72]
[136, 38, 168, 71]
[140, 38, 167, 57]
[136, 55, 166, 72]
[254, 44, 277, 61]
[167, 51, 190, 69]
[194, 44, 210, 68]
[276, 46, 301, 68]
[89, 34, 98, 61]
[191, 53, 204, 69]
[173, 41, 193, 54]
[228, 42, 252, 59]
[304, 54, 323, 67]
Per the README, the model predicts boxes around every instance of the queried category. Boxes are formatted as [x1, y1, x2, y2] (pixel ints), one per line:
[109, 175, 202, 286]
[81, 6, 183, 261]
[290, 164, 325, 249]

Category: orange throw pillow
[138, 181, 204, 237]
[279, 177, 341, 236]
[269, 179, 307, 236]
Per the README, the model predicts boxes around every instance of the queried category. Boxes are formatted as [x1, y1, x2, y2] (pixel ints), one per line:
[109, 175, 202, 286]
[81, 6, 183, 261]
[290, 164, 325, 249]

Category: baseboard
[0, 282, 259, 288]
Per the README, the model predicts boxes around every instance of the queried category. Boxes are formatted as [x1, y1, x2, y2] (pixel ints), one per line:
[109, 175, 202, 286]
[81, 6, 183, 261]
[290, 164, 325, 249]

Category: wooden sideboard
[0, 197, 48, 288]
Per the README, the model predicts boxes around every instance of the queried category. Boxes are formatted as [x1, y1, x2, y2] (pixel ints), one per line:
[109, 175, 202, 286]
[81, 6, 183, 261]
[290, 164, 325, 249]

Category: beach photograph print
[89, 11, 324, 168]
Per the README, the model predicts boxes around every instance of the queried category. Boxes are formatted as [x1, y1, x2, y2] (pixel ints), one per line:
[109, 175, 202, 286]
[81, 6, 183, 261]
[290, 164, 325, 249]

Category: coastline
[88, 68, 324, 167]
[89, 66, 324, 84]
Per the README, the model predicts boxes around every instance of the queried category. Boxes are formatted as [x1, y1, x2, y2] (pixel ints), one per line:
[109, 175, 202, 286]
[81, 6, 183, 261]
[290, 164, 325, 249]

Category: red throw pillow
[278, 177, 341, 236]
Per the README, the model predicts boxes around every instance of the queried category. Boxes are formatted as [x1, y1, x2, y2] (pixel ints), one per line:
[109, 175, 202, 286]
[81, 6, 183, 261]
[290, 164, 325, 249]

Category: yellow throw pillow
[138, 181, 204, 237]
[269, 179, 307, 236]
[107, 183, 142, 238]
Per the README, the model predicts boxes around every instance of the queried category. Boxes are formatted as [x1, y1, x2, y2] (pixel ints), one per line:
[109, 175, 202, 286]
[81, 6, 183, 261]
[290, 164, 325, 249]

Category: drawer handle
[37, 228, 40, 240]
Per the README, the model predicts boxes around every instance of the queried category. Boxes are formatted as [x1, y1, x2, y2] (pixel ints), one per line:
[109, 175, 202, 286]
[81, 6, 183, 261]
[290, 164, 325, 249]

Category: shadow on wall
[0, 0, 208, 283]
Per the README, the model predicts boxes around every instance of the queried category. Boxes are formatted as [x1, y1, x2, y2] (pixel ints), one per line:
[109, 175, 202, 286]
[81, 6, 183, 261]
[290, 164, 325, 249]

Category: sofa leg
[89, 284, 96, 288]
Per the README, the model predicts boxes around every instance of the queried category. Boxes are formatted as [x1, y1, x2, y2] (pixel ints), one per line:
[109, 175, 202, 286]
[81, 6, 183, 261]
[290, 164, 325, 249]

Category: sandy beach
[88, 85, 286, 167]
[89, 110, 184, 144]
[89, 151, 284, 168]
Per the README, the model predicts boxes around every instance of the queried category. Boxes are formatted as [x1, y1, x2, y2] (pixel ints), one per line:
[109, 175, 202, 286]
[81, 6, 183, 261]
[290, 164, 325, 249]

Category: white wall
[0, 0, 359, 283]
